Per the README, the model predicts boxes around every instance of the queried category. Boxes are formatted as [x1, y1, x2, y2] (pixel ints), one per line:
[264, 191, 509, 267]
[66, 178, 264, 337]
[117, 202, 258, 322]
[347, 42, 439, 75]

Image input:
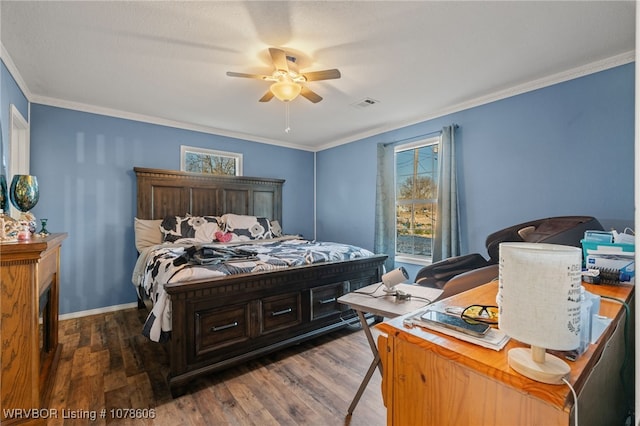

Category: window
[180, 145, 243, 176]
[394, 137, 439, 261]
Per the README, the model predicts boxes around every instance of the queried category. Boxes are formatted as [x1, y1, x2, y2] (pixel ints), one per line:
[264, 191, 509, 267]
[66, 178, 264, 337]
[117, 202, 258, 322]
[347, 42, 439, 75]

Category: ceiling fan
[226, 48, 341, 103]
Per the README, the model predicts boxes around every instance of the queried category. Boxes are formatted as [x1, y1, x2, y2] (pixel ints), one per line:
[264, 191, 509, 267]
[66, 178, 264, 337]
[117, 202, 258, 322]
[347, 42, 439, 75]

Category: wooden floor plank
[189, 383, 234, 425]
[43, 308, 386, 425]
[224, 379, 282, 425]
[245, 364, 325, 425]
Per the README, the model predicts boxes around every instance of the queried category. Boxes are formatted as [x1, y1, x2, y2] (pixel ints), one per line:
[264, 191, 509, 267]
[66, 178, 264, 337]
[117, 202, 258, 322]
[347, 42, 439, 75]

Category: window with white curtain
[394, 136, 439, 262]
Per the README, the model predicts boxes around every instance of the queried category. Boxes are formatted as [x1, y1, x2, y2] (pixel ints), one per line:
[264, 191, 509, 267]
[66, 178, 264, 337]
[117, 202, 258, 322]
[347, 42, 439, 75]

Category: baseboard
[58, 302, 139, 321]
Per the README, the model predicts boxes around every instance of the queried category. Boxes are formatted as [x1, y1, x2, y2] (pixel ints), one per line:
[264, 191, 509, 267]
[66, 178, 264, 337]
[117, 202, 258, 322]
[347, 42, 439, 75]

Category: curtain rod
[383, 124, 458, 147]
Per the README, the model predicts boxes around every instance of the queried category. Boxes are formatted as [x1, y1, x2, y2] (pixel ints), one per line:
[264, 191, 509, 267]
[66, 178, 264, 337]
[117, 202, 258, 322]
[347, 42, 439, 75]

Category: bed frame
[134, 167, 387, 397]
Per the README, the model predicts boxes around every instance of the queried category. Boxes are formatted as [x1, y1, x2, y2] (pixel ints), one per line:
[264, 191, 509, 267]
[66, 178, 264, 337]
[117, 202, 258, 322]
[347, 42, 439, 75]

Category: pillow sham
[270, 220, 283, 238]
[160, 215, 222, 243]
[222, 213, 273, 241]
[134, 218, 164, 252]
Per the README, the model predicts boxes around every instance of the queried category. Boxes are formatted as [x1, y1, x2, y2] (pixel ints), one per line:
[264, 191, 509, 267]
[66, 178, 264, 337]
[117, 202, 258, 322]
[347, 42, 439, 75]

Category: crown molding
[315, 50, 635, 152]
[28, 94, 317, 152]
[2, 40, 633, 153]
[1, 43, 32, 101]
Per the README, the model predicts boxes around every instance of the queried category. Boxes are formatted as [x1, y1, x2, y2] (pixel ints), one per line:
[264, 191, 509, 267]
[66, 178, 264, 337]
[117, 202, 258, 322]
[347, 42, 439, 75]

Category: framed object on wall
[180, 145, 243, 176]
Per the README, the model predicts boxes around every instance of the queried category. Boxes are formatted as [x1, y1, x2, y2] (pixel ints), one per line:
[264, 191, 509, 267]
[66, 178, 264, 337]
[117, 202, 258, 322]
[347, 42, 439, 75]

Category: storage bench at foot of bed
[164, 255, 387, 397]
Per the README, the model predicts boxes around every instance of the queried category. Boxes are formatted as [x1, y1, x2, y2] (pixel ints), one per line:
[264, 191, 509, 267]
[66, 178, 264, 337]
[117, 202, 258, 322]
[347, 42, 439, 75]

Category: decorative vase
[0, 175, 9, 214]
[10, 175, 39, 232]
[10, 175, 39, 211]
[39, 218, 50, 236]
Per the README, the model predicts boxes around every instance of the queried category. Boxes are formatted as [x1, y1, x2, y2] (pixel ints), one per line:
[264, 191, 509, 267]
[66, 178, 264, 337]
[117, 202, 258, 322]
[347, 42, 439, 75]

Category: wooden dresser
[378, 280, 634, 426]
[1, 233, 67, 425]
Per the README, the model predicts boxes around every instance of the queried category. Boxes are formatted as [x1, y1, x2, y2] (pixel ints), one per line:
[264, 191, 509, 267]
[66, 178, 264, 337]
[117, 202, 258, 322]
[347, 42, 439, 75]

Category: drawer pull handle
[210, 321, 238, 332]
[319, 297, 337, 305]
[272, 308, 292, 316]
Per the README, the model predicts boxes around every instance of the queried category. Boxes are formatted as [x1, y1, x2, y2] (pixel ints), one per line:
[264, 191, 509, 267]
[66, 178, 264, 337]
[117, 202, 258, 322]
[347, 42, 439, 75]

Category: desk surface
[377, 281, 634, 411]
[338, 283, 443, 317]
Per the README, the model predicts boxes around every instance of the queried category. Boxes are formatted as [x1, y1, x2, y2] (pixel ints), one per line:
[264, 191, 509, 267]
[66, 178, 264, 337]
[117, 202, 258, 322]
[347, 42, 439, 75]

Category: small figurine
[17, 221, 31, 241]
[0, 210, 19, 242]
[38, 218, 50, 236]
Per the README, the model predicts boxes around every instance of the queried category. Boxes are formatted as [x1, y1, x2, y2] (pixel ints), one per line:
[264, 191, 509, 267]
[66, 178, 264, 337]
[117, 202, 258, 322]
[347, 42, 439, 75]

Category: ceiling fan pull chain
[285, 102, 291, 133]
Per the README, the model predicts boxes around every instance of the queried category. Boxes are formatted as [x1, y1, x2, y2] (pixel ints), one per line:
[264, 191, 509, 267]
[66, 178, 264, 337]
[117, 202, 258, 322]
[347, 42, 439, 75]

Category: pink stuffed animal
[215, 231, 232, 243]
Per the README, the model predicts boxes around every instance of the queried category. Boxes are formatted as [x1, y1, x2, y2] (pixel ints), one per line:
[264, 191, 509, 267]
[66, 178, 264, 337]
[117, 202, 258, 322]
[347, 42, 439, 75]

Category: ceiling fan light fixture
[270, 81, 301, 102]
[227, 47, 340, 103]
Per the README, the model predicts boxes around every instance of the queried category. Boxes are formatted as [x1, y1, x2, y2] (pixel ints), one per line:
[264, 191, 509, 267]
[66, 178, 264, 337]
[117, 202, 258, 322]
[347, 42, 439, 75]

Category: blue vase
[10, 175, 39, 212]
[0, 175, 9, 213]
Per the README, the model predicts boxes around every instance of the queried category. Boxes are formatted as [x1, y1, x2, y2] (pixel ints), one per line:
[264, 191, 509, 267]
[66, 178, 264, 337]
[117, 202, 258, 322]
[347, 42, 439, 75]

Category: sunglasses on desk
[461, 305, 499, 325]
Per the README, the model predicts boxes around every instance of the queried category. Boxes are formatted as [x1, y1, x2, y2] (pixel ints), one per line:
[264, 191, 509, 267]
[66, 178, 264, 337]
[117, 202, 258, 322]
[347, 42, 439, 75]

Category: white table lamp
[498, 242, 582, 384]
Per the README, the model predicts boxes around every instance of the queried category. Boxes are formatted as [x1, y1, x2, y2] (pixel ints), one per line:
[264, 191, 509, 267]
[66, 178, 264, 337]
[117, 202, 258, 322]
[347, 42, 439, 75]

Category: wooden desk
[377, 281, 634, 426]
[337, 283, 443, 415]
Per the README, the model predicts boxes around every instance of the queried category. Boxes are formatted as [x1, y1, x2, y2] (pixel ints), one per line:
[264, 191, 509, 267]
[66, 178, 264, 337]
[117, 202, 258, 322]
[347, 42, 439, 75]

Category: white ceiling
[1, 1, 635, 152]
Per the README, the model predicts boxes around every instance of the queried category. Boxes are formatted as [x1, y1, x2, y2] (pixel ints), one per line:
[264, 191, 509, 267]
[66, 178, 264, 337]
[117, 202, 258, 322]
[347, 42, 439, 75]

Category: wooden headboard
[134, 167, 284, 223]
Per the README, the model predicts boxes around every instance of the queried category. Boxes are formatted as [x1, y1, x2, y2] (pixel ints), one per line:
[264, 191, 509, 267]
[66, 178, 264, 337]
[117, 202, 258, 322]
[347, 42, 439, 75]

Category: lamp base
[508, 346, 570, 385]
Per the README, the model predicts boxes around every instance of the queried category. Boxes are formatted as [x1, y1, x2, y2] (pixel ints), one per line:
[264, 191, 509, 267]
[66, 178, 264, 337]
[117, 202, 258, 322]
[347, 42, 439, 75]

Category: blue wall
[28, 105, 315, 314]
[317, 64, 635, 281]
[3, 61, 635, 312]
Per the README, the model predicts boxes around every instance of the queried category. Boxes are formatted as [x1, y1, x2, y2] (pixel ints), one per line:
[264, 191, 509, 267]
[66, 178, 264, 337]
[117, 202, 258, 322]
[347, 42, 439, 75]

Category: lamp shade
[499, 242, 581, 350]
[9, 174, 39, 212]
[498, 242, 583, 384]
[270, 81, 301, 102]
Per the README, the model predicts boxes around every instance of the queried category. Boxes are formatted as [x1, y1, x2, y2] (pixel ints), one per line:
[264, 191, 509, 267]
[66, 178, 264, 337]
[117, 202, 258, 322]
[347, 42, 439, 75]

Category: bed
[132, 167, 387, 397]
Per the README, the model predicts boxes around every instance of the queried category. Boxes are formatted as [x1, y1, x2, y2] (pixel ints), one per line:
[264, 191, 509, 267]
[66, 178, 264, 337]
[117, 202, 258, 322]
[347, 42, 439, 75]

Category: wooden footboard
[164, 254, 386, 396]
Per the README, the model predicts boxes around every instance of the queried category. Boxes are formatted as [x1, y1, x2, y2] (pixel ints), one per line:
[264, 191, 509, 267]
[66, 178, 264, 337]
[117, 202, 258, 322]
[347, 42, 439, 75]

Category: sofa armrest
[436, 264, 499, 301]
[415, 253, 490, 289]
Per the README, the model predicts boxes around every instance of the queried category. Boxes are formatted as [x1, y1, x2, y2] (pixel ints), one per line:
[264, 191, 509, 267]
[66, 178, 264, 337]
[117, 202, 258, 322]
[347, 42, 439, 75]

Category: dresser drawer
[196, 304, 250, 355]
[261, 293, 301, 334]
[311, 282, 348, 320]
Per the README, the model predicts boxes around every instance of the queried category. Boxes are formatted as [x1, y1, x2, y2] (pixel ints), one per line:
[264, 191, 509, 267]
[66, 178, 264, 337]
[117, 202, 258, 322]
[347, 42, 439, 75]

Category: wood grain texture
[378, 281, 635, 425]
[163, 255, 385, 397]
[380, 281, 633, 408]
[1, 234, 67, 426]
[1, 262, 38, 411]
[43, 308, 386, 425]
[134, 167, 284, 223]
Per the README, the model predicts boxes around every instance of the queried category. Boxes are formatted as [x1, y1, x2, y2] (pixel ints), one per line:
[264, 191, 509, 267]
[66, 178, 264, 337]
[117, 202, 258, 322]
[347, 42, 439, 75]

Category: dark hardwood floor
[45, 308, 386, 425]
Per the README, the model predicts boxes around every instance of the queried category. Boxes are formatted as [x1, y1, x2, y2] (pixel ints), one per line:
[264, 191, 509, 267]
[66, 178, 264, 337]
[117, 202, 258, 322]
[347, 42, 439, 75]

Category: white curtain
[432, 125, 460, 262]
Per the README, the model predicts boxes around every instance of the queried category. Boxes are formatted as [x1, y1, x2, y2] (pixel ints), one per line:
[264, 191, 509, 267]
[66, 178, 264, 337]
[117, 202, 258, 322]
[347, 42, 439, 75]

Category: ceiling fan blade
[302, 69, 341, 81]
[300, 86, 323, 103]
[226, 71, 272, 80]
[259, 91, 274, 102]
[269, 47, 289, 72]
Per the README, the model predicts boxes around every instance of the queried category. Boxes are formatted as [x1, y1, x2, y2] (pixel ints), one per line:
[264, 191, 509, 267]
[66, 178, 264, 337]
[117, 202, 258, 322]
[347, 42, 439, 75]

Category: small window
[394, 137, 439, 261]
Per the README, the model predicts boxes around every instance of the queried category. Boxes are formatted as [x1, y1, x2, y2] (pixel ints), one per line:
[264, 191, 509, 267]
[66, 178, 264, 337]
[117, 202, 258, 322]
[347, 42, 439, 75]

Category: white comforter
[132, 237, 375, 342]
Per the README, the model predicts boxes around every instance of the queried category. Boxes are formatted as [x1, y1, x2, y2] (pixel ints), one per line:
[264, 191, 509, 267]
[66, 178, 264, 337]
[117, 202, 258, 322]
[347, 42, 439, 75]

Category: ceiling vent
[351, 98, 380, 109]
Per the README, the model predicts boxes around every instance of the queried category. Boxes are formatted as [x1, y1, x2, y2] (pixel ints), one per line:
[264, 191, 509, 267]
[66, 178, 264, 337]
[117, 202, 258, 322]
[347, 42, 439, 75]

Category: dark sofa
[415, 216, 604, 299]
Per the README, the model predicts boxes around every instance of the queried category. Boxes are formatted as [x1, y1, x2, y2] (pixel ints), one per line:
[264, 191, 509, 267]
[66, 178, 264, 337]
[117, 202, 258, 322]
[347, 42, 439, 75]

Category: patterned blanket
[132, 238, 375, 342]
